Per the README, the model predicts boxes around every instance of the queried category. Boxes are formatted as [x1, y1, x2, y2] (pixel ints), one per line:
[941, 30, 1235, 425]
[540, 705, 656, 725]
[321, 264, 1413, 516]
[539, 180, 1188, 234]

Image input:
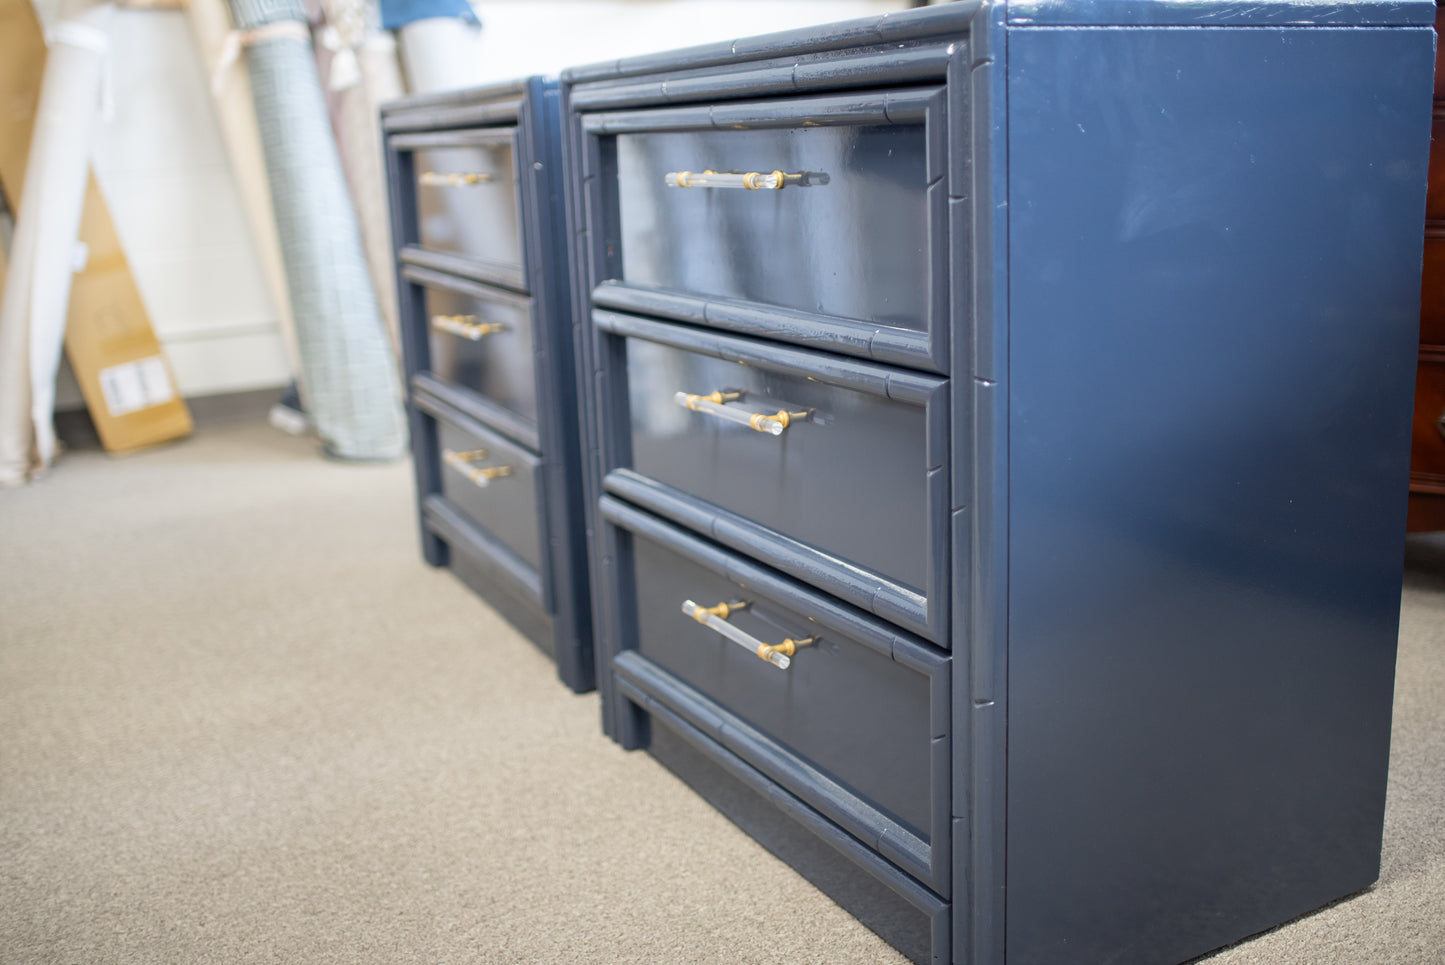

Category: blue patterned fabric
[227, 0, 407, 460]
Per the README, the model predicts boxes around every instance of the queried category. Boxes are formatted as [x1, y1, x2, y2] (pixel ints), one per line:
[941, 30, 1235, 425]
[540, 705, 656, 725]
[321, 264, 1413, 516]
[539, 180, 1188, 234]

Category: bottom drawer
[601, 495, 950, 895]
[628, 700, 950, 965]
[414, 386, 550, 614]
[436, 421, 542, 573]
[423, 495, 554, 653]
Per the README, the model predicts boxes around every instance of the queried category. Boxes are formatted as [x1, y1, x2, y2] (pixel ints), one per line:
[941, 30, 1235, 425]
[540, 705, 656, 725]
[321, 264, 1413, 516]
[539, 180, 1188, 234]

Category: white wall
[460, 0, 912, 85]
[91, 10, 291, 400]
[25, 0, 292, 406]
[32, 1, 914, 407]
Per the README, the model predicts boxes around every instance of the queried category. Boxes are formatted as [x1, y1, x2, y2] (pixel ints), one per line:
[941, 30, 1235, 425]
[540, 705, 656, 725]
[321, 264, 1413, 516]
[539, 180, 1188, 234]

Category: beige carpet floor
[0, 421, 1441, 964]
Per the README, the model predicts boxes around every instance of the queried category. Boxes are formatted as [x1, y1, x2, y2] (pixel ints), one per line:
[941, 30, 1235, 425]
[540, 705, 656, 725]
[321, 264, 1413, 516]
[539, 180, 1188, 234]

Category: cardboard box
[0, 0, 192, 453]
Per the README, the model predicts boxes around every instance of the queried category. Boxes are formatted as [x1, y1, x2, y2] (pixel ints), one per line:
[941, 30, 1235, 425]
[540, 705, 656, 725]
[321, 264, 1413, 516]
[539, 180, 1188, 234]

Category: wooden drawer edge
[390, 127, 519, 151]
[423, 493, 546, 610]
[413, 373, 541, 454]
[604, 471, 938, 644]
[593, 281, 943, 375]
[593, 299, 945, 404]
[401, 245, 528, 297]
[383, 96, 523, 133]
[614, 651, 949, 898]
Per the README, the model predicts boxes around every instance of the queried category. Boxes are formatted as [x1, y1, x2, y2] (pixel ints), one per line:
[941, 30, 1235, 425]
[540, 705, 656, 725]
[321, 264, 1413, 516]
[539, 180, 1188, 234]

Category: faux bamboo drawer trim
[613, 672, 952, 963]
[567, 33, 964, 110]
[414, 385, 550, 610]
[591, 281, 938, 374]
[579, 87, 938, 132]
[381, 80, 524, 132]
[403, 265, 540, 433]
[411, 372, 540, 454]
[602, 494, 951, 893]
[578, 88, 949, 374]
[422, 494, 544, 611]
[399, 246, 527, 296]
[391, 127, 526, 288]
[594, 310, 948, 644]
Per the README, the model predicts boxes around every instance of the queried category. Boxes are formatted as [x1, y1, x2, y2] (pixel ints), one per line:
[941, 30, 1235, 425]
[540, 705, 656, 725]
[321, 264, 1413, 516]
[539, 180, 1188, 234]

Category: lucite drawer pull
[442, 448, 513, 487]
[418, 171, 494, 187]
[664, 169, 804, 191]
[674, 390, 809, 437]
[682, 599, 814, 669]
[430, 314, 510, 340]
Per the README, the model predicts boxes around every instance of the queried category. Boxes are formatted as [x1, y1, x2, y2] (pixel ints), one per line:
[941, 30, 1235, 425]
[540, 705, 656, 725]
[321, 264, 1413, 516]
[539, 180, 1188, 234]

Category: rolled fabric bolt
[188, 0, 302, 382]
[224, 0, 406, 460]
[0, 4, 114, 485]
[313, 0, 405, 351]
[350, 33, 406, 350]
[395, 16, 483, 93]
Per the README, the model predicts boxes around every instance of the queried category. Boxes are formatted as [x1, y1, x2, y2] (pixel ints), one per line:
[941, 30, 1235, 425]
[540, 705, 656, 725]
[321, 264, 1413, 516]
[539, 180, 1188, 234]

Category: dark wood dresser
[1410, 8, 1445, 532]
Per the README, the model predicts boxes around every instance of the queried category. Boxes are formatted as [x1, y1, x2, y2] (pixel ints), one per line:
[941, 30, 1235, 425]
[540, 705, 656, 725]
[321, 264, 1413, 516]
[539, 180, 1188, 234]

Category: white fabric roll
[397, 16, 482, 93]
[187, 0, 302, 379]
[0, 201, 34, 485]
[0, 4, 112, 486]
[319, 12, 406, 349]
[351, 33, 406, 348]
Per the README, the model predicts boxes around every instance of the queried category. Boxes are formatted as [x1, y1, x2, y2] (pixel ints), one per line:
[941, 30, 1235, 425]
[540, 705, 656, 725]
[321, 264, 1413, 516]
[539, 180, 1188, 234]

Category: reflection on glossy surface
[436, 419, 541, 570]
[615, 125, 928, 328]
[424, 286, 537, 425]
[630, 528, 933, 836]
[624, 338, 929, 592]
[415, 143, 522, 268]
[1004, 26, 1431, 965]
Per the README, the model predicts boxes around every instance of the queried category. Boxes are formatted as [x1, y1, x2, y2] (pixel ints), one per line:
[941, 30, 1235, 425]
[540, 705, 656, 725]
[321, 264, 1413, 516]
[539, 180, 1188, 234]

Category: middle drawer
[595, 310, 949, 644]
[406, 266, 540, 435]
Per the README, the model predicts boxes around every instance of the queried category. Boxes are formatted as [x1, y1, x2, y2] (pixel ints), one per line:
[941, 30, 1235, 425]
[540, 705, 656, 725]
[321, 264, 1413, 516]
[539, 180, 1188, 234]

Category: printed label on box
[97, 356, 175, 417]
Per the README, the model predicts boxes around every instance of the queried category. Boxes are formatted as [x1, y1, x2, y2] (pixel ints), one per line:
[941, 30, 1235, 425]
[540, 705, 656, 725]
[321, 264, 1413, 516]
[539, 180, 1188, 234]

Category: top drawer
[392, 129, 526, 290]
[578, 88, 949, 373]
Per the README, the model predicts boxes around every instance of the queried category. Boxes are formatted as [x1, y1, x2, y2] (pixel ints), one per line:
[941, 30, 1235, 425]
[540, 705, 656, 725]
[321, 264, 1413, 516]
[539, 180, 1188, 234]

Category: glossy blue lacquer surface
[1005, 23, 1433, 965]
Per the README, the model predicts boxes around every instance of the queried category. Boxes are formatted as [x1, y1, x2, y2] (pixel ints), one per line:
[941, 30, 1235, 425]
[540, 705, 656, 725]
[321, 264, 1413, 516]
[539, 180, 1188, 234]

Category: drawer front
[617, 124, 926, 326]
[582, 89, 948, 372]
[1427, 111, 1445, 222]
[598, 311, 948, 642]
[1412, 357, 1445, 483]
[1422, 232, 1445, 347]
[423, 494, 552, 642]
[425, 399, 545, 575]
[408, 131, 524, 274]
[603, 496, 950, 892]
[625, 718, 949, 965]
[416, 275, 538, 428]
